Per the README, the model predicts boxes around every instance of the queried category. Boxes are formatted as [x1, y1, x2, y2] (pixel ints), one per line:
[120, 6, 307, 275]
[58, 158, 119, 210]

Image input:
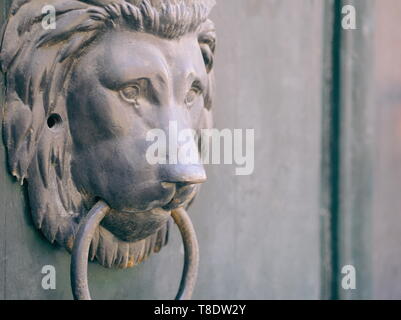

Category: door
[0, 0, 400, 300]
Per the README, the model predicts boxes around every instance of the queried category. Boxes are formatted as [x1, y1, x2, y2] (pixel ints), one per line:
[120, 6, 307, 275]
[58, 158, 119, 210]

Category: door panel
[0, 0, 324, 299]
[4, 0, 398, 300]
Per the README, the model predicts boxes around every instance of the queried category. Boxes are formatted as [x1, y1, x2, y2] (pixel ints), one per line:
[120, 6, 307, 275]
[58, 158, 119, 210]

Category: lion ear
[198, 19, 216, 74]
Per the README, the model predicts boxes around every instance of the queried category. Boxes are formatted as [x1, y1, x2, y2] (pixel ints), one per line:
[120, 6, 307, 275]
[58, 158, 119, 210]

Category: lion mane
[0, 0, 215, 268]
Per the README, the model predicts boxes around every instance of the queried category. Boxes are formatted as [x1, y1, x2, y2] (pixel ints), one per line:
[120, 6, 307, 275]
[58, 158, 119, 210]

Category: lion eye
[120, 85, 140, 104]
[185, 87, 201, 108]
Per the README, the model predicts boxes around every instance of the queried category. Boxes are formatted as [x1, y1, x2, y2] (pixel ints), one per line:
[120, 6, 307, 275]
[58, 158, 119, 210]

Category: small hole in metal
[47, 114, 62, 130]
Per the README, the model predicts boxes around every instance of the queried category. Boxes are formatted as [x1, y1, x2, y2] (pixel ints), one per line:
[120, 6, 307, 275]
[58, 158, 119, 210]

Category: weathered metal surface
[197, 0, 323, 299]
[336, 0, 375, 300]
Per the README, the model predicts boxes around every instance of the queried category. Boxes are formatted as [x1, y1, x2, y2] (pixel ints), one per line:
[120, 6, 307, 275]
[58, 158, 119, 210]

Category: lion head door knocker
[0, 0, 216, 300]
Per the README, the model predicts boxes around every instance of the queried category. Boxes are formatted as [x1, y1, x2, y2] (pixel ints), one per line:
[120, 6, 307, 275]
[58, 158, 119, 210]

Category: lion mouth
[98, 183, 199, 243]
[162, 183, 199, 210]
[116, 183, 198, 214]
[119, 206, 171, 215]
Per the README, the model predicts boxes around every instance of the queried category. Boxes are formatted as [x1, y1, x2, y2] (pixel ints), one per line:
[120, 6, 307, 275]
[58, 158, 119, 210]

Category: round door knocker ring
[70, 201, 199, 300]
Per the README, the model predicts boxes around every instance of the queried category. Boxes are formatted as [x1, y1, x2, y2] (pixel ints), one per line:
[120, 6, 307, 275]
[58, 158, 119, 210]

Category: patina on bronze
[0, 0, 216, 300]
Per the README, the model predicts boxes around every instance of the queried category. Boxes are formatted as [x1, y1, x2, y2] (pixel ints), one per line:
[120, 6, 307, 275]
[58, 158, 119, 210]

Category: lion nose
[161, 164, 207, 185]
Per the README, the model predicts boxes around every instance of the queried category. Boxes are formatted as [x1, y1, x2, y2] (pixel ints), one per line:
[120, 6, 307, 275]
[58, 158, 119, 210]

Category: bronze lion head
[0, 0, 216, 272]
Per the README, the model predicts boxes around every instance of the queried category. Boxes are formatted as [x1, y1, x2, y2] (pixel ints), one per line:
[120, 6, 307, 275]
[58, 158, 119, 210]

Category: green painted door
[1, 0, 400, 300]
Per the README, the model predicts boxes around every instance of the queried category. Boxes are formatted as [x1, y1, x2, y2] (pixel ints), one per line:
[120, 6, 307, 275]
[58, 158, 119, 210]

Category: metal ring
[171, 207, 199, 300]
[70, 201, 199, 300]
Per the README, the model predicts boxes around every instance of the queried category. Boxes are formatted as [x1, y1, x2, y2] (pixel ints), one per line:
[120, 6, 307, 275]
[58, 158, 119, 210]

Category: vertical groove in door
[321, 0, 375, 300]
[320, 0, 343, 300]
